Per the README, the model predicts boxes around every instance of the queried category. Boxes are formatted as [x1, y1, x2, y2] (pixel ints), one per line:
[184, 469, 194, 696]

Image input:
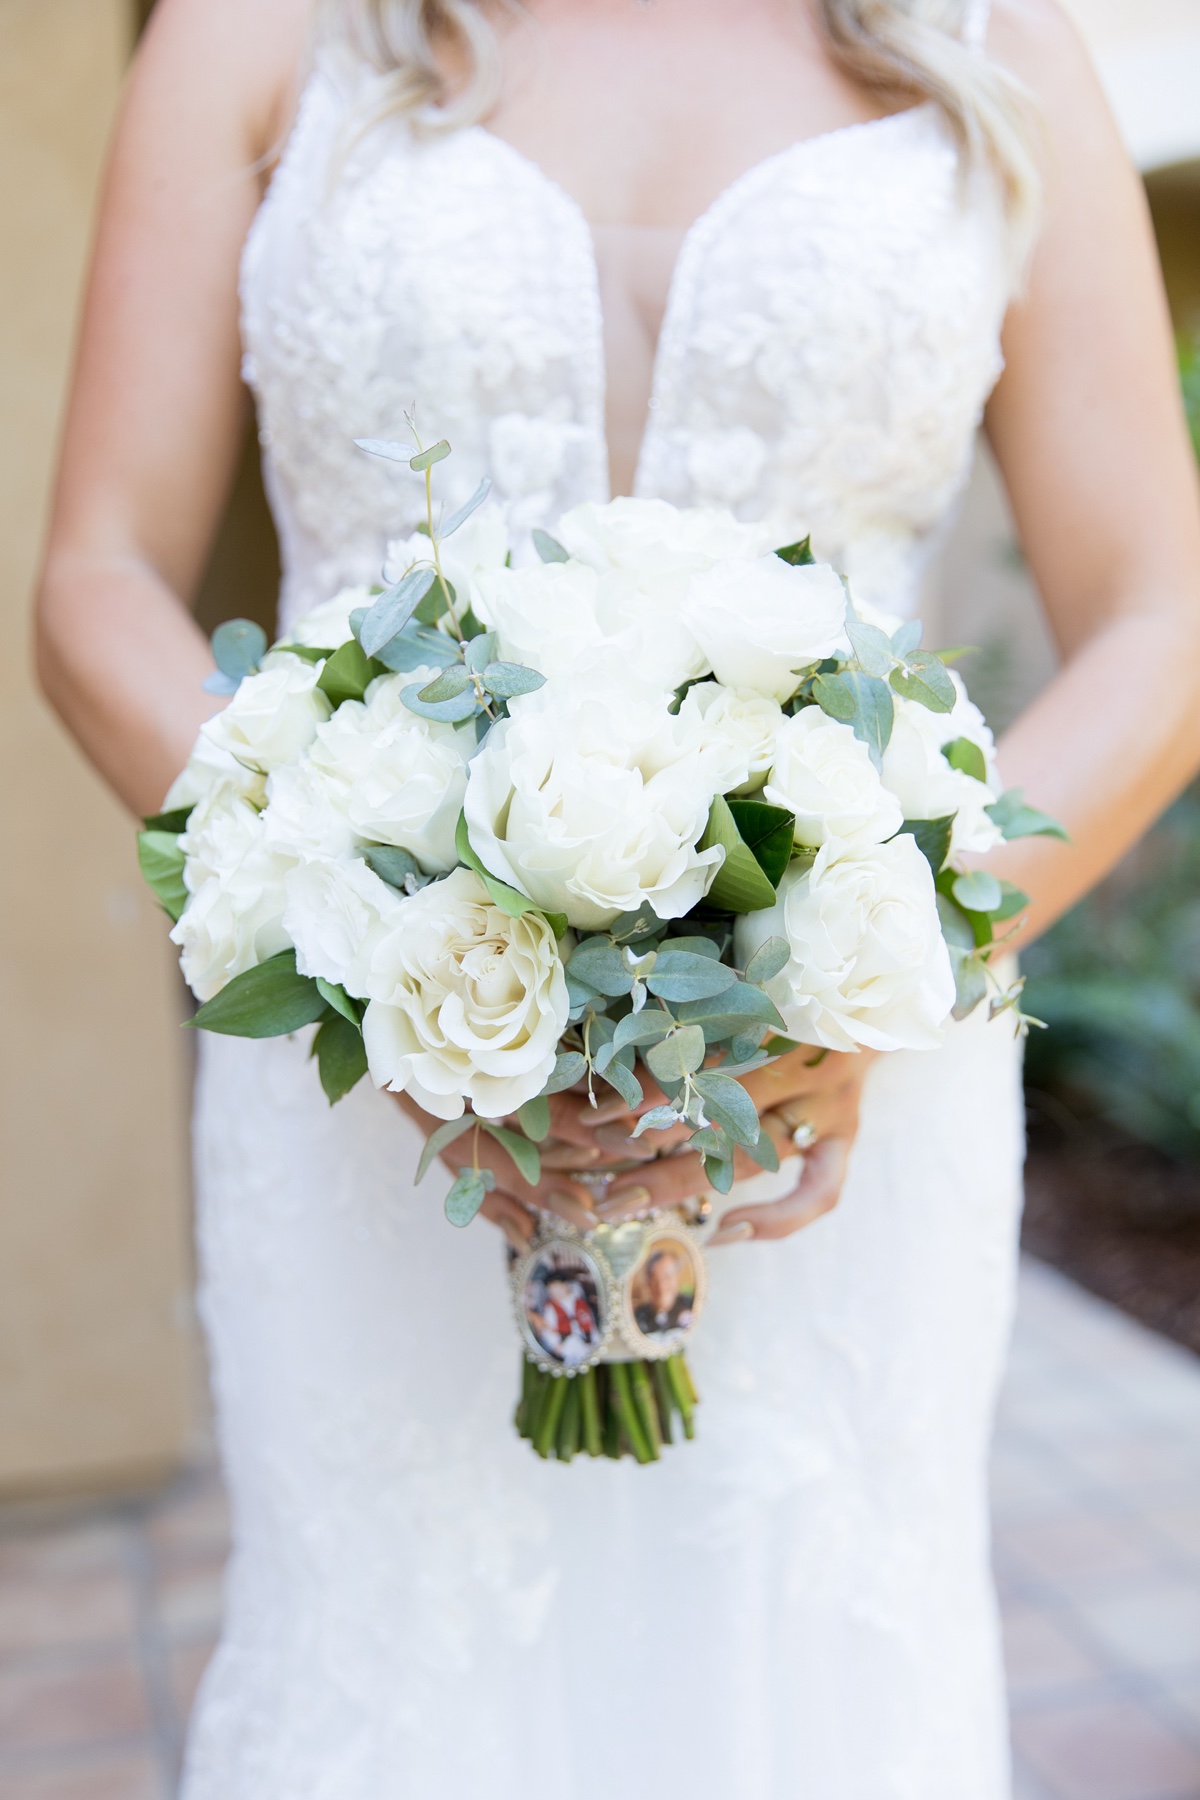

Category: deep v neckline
[469, 107, 933, 498]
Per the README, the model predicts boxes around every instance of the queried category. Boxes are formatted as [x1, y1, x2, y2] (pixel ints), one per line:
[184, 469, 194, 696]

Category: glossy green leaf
[699, 795, 778, 913]
[137, 830, 188, 921]
[313, 1012, 368, 1103]
[897, 814, 955, 877]
[187, 950, 327, 1039]
[985, 787, 1069, 842]
[890, 652, 955, 713]
[726, 799, 796, 888]
[314, 978, 363, 1027]
[318, 639, 385, 707]
[774, 536, 815, 566]
[141, 806, 193, 835]
[942, 736, 988, 783]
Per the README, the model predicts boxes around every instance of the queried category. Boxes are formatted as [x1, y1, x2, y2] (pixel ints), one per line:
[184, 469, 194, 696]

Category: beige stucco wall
[0, 0, 197, 1497]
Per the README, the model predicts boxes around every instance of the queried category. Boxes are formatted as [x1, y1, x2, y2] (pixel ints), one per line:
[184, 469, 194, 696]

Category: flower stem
[609, 1362, 655, 1463]
[579, 1366, 602, 1457]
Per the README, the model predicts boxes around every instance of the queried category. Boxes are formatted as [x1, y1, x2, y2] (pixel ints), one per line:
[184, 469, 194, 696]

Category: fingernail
[562, 1144, 602, 1166]
[594, 1125, 654, 1158]
[592, 1098, 633, 1125]
[596, 1184, 652, 1219]
[710, 1220, 755, 1246]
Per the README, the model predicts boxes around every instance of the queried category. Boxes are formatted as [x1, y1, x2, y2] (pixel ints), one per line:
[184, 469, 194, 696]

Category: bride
[37, 0, 1200, 1794]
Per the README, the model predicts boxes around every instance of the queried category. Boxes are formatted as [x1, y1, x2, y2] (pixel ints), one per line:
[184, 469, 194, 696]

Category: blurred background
[1, 1, 1199, 1796]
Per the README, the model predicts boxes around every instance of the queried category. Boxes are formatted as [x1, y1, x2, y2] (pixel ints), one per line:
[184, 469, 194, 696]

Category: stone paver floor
[0, 1257, 1198, 1799]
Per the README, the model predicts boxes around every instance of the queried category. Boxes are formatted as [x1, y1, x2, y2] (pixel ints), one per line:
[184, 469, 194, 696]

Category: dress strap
[963, 0, 991, 51]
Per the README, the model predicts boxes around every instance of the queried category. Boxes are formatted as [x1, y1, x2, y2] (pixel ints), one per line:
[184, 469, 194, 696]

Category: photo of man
[630, 1239, 699, 1342]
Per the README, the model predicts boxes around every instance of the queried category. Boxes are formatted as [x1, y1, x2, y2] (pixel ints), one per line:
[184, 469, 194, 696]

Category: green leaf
[517, 1096, 551, 1143]
[950, 947, 989, 1021]
[314, 978, 364, 1026]
[726, 799, 796, 888]
[985, 787, 1068, 842]
[846, 619, 895, 678]
[567, 940, 632, 998]
[359, 566, 438, 657]
[675, 980, 786, 1036]
[942, 736, 988, 783]
[645, 1025, 707, 1084]
[277, 642, 331, 664]
[481, 661, 546, 700]
[313, 1012, 368, 1103]
[532, 528, 569, 563]
[417, 664, 473, 703]
[992, 880, 1030, 924]
[445, 1168, 487, 1227]
[401, 679, 479, 723]
[744, 936, 790, 985]
[693, 1071, 761, 1148]
[891, 620, 922, 658]
[645, 950, 737, 1003]
[890, 652, 955, 713]
[774, 536, 815, 566]
[141, 806, 193, 834]
[631, 1104, 683, 1138]
[612, 1010, 676, 1053]
[660, 934, 720, 960]
[416, 1115, 475, 1184]
[360, 844, 420, 890]
[211, 618, 267, 682]
[414, 579, 450, 626]
[481, 1121, 541, 1186]
[934, 645, 976, 666]
[598, 1056, 643, 1108]
[813, 670, 894, 764]
[729, 1028, 766, 1063]
[464, 631, 499, 673]
[318, 639, 385, 707]
[372, 620, 459, 673]
[409, 439, 451, 472]
[440, 476, 491, 539]
[743, 1126, 780, 1172]
[952, 869, 1003, 914]
[137, 830, 188, 921]
[541, 1050, 587, 1095]
[699, 795, 778, 913]
[897, 814, 955, 876]
[354, 437, 412, 463]
[454, 815, 569, 936]
[186, 950, 328, 1039]
[704, 1153, 736, 1194]
[936, 892, 977, 953]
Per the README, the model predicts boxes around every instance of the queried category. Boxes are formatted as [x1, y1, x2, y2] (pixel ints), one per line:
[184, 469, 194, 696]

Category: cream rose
[359, 867, 569, 1119]
[282, 855, 406, 999]
[763, 708, 902, 848]
[162, 736, 266, 815]
[686, 556, 848, 701]
[385, 501, 510, 608]
[170, 789, 293, 1001]
[880, 674, 1002, 856]
[283, 586, 372, 650]
[675, 681, 784, 795]
[555, 496, 777, 583]
[199, 653, 331, 776]
[463, 681, 738, 932]
[735, 838, 955, 1052]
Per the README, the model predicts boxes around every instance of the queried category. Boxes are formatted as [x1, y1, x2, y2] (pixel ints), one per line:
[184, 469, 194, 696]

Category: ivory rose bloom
[162, 736, 266, 814]
[169, 790, 292, 1001]
[735, 838, 955, 1052]
[555, 496, 776, 583]
[763, 708, 902, 848]
[463, 682, 740, 932]
[200, 653, 330, 776]
[686, 556, 848, 701]
[284, 587, 371, 650]
[880, 674, 1003, 856]
[386, 501, 510, 606]
[359, 867, 569, 1119]
[674, 682, 784, 796]
[283, 855, 406, 999]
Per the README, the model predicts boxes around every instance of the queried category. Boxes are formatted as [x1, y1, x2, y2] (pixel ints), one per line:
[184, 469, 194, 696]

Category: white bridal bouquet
[139, 432, 1063, 1463]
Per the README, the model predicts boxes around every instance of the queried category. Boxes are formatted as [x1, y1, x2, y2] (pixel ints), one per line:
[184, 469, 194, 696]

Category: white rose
[686, 556, 848, 701]
[170, 789, 292, 1001]
[472, 558, 703, 691]
[675, 681, 784, 795]
[763, 708, 902, 848]
[880, 673, 1002, 856]
[261, 758, 359, 863]
[162, 735, 266, 814]
[385, 501, 510, 607]
[283, 854, 406, 999]
[283, 586, 371, 650]
[303, 671, 469, 872]
[555, 496, 776, 581]
[735, 838, 955, 1053]
[360, 867, 569, 1120]
[463, 681, 733, 932]
[199, 653, 331, 776]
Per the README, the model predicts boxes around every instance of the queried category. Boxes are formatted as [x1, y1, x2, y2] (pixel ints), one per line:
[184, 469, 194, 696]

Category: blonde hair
[331, 0, 1040, 251]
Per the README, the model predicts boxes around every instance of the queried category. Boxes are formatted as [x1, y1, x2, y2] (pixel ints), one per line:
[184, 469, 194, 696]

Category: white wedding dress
[183, 10, 1027, 1796]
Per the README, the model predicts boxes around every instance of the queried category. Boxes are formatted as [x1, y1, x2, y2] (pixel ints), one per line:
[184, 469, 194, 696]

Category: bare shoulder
[985, 0, 1118, 145]
[133, 0, 316, 162]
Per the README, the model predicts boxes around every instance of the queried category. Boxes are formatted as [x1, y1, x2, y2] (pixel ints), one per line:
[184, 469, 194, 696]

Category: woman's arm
[983, 0, 1200, 942]
[35, 0, 310, 817]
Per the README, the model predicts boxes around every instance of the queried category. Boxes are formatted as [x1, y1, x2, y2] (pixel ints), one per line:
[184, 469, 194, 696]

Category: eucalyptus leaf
[742, 1127, 781, 1173]
[661, 934, 720, 961]
[353, 437, 412, 463]
[897, 815, 954, 877]
[517, 1096, 551, 1143]
[401, 680, 480, 723]
[482, 661, 546, 700]
[187, 950, 327, 1039]
[612, 1010, 676, 1053]
[540, 1051, 587, 1096]
[608, 907, 664, 944]
[314, 978, 364, 1027]
[992, 880, 1031, 924]
[481, 1121, 541, 1186]
[704, 1154, 736, 1194]
[417, 664, 473, 703]
[313, 1012, 368, 1104]
[891, 619, 922, 657]
[693, 1071, 761, 1148]
[598, 1056, 643, 1109]
[952, 869, 1004, 914]
[360, 844, 421, 890]
[744, 936, 790, 985]
[645, 950, 737, 1003]
[137, 830, 188, 921]
[202, 670, 241, 697]
[846, 619, 895, 678]
[464, 632, 499, 673]
[440, 476, 491, 539]
[211, 618, 267, 682]
[985, 787, 1068, 842]
[373, 620, 459, 673]
[416, 1114, 475, 1184]
[950, 948, 989, 1021]
[936, 892, 977, 952]
[729, 1028, 766, 1063]
[359, 567, 437, 657]
[645, 1025, 707, 1084]
[942, 736, 988, 783]
[813, 669, 894, 765]
[409, 439, 451, 472]
[890, 652, 955, 713]
[445, 1168, 487, 1227]
[567, 940, 633, 998]
[675, 981, 786, 1035]
[631, 1104, 683, 1139]
[532, 528, 569, 563]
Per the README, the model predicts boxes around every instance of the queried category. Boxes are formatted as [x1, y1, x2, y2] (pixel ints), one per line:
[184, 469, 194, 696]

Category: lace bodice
[241, 54, 1012, 629]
